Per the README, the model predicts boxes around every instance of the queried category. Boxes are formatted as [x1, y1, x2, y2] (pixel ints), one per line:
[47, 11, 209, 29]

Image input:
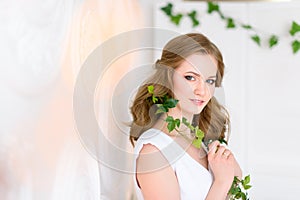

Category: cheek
[173, 77, 193, 96]
[207, 86, 215, 98]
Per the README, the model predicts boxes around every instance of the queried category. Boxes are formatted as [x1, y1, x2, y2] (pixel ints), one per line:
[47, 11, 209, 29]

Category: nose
[194, 79, 208, 97]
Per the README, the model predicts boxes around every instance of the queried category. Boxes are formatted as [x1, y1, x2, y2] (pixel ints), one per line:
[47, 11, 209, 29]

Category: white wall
[154, 1, 300, 199]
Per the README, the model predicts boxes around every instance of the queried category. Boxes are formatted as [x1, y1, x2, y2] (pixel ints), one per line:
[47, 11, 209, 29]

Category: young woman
[130, 33, 242, 200]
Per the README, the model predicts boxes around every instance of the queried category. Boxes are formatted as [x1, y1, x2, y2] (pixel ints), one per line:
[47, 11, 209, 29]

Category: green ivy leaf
[182, 117, 195, 131]
[163, 98, 179, 109]
[289, 21, 300, 36]
[251, 35, 261, 46]
[292, 40, 300, 54]
[207, 2, 219, 14]
[160, 3, 173, 16]
[187, 10, 200, 27]
[152, 96, 158, 103]
[192, 138, 202, 148]
[230, 186, 241, 195]
[182, 117, 188, 124]
[244, 175, 251, 185]
[241, 24, 252, 30]
[244, 185, 252, 190]
[148, 85, 159, 103]
[165, 116, 174, 123]
[175, 119, 181, 128]
[269, 35, 279, 48]
[241, 192, 247, 200]
[235, 192, 242, 199]
[155, 104, 167, 114]
[234, 176, 240, 182]
[147, 85, 154, 94]
[194, 126, 204, 138]
[165, 116, 175, 132]
[167, 121, 175, 132]
[170, 14, 183, 25]
[226, 18, 236, 29]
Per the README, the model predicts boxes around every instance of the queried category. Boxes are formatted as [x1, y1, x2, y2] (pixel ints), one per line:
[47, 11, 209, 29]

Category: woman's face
[172, 53, 218, 116]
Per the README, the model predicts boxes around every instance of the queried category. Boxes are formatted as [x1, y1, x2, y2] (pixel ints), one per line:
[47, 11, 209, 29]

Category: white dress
[133, 128, 213, 200]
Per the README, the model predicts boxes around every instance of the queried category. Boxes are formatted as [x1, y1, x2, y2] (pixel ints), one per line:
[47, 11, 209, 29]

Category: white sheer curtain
[0, 0, 142, 199]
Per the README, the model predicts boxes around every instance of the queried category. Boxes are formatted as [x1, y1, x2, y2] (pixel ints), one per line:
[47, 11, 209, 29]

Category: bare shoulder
[136, 144, 181, 200]
[136, 144, 169, 175]
[139, 143, 161, 154]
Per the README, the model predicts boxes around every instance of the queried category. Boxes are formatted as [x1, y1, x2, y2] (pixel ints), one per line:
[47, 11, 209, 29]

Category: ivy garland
[160, 2, 300, 54]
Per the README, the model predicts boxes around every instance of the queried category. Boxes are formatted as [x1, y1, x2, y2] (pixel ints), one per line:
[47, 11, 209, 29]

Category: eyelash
[184, 76, 216, 85]
[184, 75, 195, 81]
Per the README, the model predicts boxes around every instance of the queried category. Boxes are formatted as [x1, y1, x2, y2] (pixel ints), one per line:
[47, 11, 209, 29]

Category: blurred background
[0, 0, 299, 199]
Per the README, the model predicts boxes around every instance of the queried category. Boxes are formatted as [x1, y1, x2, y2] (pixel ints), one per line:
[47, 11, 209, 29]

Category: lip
[190, 99, 205, 106]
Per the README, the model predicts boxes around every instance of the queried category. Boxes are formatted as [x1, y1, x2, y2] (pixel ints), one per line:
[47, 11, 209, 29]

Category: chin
[187, 107, 204, 115]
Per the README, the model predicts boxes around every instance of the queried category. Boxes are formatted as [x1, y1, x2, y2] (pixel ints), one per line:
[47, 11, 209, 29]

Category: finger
[222, 149, 231, 158]
[216, 146, 226, 157]
[208, 140, 220, 154]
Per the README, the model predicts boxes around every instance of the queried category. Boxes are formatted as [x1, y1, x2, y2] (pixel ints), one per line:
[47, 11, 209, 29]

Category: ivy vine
[160, 2, 300, 54]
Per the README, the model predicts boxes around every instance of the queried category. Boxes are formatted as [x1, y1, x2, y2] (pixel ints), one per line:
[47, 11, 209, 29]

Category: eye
[184, 75, 195, 81]
[206, 79, 216, 85]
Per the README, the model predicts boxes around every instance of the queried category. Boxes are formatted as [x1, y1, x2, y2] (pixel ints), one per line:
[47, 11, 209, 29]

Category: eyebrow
[186, 71, 217, 79]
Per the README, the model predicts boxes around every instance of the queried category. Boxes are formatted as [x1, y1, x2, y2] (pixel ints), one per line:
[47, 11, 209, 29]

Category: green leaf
[152, 96, 158, 103]
[192, 138, 202, 148]
[230, 187, 241, 195]
[269, 35, 279, 48]
[147, 85, 154, 94]
[165, 116, 176, 132]
[175, 119, 181, 128]
[244, 175, 251, 185]
[163, 98, 179, 109]
[226, 18, 236, 29]
[165, 116, 174, 123]
[182, 117, 190, 127]
[235, 192, 242, 199]
[170, 14, 183, 25]
[251, 35, 261, 46]
[244, 185, 252, 190]
[207, 2, 219, 14]
[289, 21, 300, 36]
[241, 192, 247, 200]
[187, 10, 200, 27]
[160, 3, 173, 16]
[156, 104, 167, 114]
[182, 117, 188, 124]
[181, 118, 195, 131]
[241, 24, 252, 30]
[167, 121, 175, 132]
[292, 40, 300, 54]
[234, 176, 241, 183]
[194, 126, 204, 138]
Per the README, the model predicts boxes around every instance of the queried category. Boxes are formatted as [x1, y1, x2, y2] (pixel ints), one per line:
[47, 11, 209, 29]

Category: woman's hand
[207, 141, 235, 192]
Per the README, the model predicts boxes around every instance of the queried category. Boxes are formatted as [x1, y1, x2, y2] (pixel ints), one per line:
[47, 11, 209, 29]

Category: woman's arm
[136, 144, 181, 200]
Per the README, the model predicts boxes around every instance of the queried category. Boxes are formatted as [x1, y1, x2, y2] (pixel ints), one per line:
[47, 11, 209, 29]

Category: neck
[168, 107, 194, 124]
[156, 108, 194, 137]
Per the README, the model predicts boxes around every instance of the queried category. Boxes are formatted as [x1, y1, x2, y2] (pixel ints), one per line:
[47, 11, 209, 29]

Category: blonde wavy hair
[129, 33, 230, 146]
